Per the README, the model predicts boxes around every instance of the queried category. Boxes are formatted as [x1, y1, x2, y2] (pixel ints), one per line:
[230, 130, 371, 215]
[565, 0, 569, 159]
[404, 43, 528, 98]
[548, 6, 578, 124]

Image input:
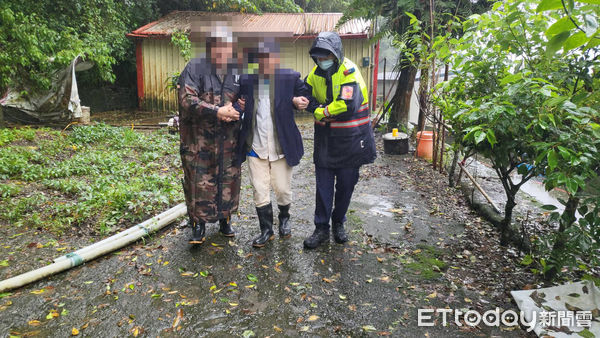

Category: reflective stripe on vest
[330, 116, 370, 129]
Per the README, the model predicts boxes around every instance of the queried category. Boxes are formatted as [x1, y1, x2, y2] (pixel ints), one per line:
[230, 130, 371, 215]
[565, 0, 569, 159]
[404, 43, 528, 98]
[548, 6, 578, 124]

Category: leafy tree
[0, 0, 301, 97]
[0, 0, 137, 93]
[340, 0, 489, 129]
[294, 0, 350, 12]
[435, 0, 600, 279]
[534, 0, 600, 279]
[155, 0, 300, 15]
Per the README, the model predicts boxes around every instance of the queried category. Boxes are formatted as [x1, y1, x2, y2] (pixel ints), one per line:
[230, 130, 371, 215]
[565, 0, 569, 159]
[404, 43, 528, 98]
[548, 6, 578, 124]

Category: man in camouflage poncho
[178, 31, 244, 245]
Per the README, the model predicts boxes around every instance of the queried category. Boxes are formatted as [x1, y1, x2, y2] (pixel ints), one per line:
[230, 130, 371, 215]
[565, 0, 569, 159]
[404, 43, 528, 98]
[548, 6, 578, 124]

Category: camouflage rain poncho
[178, 58, 242, 223]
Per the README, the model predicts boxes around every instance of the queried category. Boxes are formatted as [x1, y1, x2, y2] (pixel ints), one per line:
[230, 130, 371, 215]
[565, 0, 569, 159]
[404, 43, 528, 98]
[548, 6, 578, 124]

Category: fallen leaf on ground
[363, 325, 377, 332]
[247, 274, 258, 283]
[172, 308, 183, 328]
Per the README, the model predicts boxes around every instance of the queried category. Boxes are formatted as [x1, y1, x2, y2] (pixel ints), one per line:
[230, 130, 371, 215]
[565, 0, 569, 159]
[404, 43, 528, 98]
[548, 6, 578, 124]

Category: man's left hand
[293, 96, 309, 110]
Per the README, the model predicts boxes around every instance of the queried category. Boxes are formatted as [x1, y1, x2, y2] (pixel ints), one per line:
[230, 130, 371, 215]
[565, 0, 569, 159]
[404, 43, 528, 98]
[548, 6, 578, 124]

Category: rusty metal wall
[141, 39, 186, 112]
[141, 38, 373, 112]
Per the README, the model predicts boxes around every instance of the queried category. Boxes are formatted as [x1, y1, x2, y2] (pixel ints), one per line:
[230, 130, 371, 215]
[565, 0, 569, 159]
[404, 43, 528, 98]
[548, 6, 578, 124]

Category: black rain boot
[189, 221, 206, 244]
[252, 203, 274, 248]
[332, 222, 349, 244]
[219, 217, 235, 237]
[303, 224, 330, 249]
[278, 204, 291, 238]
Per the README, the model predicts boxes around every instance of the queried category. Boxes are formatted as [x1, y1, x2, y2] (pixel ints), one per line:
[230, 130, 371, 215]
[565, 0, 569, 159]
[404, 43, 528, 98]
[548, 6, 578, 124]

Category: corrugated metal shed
[128, 12, 376, 112]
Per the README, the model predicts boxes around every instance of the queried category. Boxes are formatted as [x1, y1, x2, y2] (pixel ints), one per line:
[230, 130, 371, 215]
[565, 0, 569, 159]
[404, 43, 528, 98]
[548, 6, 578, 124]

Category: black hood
[309, 32, 344, 68]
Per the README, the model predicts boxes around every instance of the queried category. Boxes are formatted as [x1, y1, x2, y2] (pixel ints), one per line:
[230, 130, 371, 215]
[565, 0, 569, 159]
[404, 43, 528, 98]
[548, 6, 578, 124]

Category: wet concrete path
[0, 121, 533, 337]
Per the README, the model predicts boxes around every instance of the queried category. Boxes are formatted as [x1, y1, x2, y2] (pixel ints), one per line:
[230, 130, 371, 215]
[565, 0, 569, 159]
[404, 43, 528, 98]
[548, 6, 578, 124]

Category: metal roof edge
[127, 11, 371, 39]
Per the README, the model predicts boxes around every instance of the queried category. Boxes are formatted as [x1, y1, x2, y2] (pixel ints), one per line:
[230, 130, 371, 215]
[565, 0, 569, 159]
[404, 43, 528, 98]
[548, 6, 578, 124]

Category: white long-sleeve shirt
[251, 77, 284, 161]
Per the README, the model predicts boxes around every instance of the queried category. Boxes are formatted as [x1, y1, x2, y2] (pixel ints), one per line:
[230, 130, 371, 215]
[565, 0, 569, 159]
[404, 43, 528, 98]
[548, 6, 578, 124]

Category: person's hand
[217, 103, 240, 122]
[321, 117, 336, 123]
[237, 97, 246, 111]
[292, 96, 309, 110]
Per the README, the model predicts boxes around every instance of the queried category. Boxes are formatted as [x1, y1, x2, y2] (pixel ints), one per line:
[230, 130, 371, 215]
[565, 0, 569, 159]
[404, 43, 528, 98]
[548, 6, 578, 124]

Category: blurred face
[210, 40, 234, 70]
[259, 52, 280, 75]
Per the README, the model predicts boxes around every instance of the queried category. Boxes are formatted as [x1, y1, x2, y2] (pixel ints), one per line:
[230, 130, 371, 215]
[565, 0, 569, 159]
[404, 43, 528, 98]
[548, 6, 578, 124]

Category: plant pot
[416, 131, 434, 160]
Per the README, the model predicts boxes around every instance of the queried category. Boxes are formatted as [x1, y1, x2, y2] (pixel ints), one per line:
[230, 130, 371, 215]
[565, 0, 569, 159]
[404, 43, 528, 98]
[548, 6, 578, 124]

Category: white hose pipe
[54, 203, 187, 263]
[0, 203, 187, 293]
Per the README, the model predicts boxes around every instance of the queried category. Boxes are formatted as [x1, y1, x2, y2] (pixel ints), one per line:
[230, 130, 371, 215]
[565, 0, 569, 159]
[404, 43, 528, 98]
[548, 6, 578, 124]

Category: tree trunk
[417, 67, 429, 133]
[500, 186, 517, 246]
[545, 195, 580, 280]
[448, 146, 460, 187]
[388, 62, 418, 130]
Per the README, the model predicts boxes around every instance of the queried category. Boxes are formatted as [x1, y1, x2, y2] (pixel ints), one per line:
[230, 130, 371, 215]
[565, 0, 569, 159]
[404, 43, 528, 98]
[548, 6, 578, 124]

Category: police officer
[301, 31, 377, 249]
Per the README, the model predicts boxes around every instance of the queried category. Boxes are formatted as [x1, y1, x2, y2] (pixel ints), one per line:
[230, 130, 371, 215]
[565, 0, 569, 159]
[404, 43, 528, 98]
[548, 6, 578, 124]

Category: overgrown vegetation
[424, 0, 600, 280]
[0, 0, 306, 95]
[0, 124, 182, 235]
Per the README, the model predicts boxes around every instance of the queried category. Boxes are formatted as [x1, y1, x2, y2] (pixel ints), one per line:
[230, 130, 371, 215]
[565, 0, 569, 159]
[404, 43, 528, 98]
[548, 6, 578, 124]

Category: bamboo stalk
[458, 162, 502, 214]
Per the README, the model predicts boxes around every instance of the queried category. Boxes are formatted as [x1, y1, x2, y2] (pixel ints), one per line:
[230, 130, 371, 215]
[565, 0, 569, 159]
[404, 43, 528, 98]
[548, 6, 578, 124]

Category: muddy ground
[0, 118, 537, 337]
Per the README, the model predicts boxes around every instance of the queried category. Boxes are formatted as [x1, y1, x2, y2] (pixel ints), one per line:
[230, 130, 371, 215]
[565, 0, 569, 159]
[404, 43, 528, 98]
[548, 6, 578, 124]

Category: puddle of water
[354, 193, 394, 217]
[521, 179, 563, 211]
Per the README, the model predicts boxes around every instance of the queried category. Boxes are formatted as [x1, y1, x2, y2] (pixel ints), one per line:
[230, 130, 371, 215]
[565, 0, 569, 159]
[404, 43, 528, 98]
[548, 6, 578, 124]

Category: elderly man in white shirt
[237, 39, 309, 248]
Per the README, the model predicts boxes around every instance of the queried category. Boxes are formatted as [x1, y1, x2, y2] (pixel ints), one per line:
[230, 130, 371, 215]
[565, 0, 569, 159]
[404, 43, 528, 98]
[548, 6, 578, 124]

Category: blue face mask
[317, 59, 334, 71]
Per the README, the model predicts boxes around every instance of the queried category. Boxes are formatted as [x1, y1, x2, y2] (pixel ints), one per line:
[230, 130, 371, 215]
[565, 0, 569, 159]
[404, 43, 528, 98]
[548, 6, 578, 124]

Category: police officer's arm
[313, 82, 359, 121]
[178, 67, 219, 117]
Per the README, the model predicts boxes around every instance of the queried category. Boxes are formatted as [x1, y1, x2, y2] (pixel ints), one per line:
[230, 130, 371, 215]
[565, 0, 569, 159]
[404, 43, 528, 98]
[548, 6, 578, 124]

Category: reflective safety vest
[306, 58, 376, 168]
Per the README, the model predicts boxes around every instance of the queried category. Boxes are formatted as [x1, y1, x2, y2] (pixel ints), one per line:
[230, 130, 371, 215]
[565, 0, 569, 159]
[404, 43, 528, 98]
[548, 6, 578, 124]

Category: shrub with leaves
[434, 0, 600, 279]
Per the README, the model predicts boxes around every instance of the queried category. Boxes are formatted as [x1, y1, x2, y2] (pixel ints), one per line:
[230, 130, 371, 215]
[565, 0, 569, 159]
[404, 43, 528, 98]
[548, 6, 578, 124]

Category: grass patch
[346, 209, 365, 227]
[404, 244, 448, 280]
[0, 123, 183, 234]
